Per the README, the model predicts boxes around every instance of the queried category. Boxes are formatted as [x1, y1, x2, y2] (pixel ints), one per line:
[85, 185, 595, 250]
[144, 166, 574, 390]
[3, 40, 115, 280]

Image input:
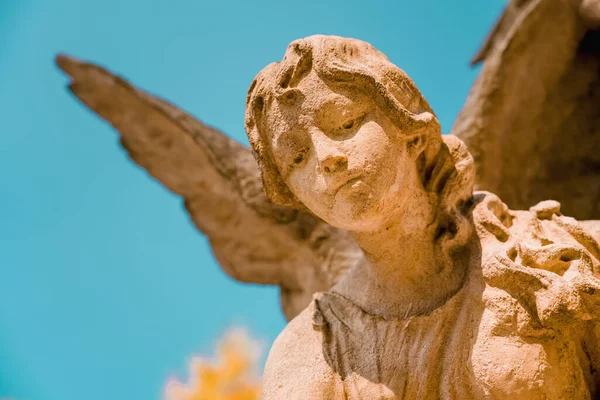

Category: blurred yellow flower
[165, 329, 263, 400]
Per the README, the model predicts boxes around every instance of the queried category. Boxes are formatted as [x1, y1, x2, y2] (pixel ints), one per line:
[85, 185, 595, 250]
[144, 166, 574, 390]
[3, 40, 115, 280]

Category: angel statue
[244, 34, 599, 399]
[56, 1, 600, 399]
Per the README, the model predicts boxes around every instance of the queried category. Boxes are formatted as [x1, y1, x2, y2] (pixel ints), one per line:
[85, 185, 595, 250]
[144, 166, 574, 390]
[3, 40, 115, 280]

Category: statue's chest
[313, 289, 590, 399]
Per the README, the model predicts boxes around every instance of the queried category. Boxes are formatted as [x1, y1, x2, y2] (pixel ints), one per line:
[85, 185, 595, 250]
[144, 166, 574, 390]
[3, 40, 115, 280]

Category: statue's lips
[332, 176, 363, 195]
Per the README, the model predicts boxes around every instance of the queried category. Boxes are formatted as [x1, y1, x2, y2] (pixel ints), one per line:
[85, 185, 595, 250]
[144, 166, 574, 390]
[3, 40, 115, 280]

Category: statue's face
[267, 72, 417, 232]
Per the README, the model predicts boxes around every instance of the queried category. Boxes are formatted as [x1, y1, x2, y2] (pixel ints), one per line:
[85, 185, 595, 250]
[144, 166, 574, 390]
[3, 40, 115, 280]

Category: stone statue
[56, 0, 600, 322]
[243, 35, 600, 399]
[55, 2, 600, 398]
[56, 54, 363, 321]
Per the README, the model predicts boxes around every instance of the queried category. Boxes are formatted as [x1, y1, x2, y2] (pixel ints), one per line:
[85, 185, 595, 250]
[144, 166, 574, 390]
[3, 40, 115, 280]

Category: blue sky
[0, 1, 505, 399]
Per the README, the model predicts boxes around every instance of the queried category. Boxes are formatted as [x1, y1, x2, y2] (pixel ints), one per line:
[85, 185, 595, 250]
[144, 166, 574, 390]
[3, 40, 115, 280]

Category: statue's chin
[328, 187, 387, 232]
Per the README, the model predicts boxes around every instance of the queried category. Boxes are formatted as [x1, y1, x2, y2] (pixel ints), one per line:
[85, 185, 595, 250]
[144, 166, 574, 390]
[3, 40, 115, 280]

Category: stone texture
[246, 35, 600, 399]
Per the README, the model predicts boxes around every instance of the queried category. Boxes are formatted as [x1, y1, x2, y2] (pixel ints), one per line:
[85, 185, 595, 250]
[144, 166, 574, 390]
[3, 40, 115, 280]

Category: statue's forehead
[266, 90, 361, 141]
[262, 70, 372, 144]
[302, 91, 358, 121]
[271, 82, 362, 118]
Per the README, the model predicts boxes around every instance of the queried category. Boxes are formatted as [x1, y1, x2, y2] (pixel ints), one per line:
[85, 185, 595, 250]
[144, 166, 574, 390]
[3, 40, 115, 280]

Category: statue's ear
[406, 133, 428, 158]
[406, 111, 437, 158]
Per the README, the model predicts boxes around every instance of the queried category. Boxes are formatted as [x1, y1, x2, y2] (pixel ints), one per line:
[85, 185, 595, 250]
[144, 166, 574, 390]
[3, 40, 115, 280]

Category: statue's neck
[333, 197, 472, 319]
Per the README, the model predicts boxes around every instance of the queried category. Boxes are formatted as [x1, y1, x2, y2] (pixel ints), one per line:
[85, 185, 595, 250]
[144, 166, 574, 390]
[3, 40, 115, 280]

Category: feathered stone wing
[56, 55, 362, 320]
[453, 0, 600, 220]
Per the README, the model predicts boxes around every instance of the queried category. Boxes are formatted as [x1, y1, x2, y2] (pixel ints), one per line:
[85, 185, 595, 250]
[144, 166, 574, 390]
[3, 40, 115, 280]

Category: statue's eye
[342, 120, 355, 129]
[340, 114, 365, 131]
[289, 146, 309, 168]
[275, 129, 311, 171]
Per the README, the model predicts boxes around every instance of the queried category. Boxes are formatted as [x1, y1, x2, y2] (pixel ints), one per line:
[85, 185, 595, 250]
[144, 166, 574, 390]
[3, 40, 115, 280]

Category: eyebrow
[275, 88, 304, 106]
[314, 94, 369, 130]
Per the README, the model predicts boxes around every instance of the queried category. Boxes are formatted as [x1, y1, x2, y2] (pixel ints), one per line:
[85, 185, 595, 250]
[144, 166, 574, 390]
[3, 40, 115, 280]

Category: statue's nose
[321, 154, 348, 174]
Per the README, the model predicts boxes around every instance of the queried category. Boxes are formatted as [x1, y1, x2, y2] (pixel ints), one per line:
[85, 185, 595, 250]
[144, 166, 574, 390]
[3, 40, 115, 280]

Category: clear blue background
[0, 1, 504, 399]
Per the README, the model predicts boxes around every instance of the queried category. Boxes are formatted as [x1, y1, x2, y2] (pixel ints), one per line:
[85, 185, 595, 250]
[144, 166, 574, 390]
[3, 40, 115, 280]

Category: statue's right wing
[56, 55, 362, 320]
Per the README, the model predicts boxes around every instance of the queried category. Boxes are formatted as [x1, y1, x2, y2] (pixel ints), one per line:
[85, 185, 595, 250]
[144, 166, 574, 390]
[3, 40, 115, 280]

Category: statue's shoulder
[262, 297, 341, 400]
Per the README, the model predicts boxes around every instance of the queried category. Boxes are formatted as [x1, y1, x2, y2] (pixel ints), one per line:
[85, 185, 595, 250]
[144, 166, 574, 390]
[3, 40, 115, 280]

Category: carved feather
[56, 55, 362, 320]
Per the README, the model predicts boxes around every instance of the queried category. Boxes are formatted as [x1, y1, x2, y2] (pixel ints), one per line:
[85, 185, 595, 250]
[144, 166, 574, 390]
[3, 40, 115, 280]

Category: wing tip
[470, 53, 485, 66]
[55, 53, 114, 85]
[55, 53, 82, 77]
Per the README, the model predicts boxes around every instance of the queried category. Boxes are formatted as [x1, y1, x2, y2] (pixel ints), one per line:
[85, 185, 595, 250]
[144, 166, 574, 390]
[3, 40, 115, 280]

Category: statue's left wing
[453, 0, 600, 221]
[56, 55, 362, 320]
